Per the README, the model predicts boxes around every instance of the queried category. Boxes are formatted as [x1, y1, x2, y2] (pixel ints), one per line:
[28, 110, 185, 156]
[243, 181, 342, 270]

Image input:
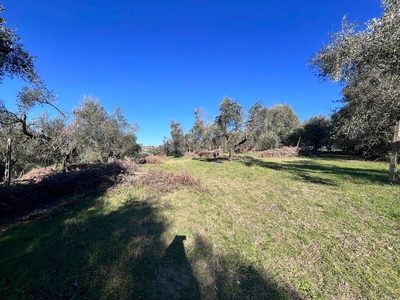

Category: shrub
[145, 155, 164, 164]
[259, 146, 300, 158]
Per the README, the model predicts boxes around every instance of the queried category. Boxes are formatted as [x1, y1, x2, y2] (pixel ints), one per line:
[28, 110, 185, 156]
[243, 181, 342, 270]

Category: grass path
[0, 155, 399, 299]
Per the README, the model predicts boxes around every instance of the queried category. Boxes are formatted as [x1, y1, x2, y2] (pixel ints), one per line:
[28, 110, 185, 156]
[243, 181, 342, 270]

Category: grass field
[0, 154, 399, 299]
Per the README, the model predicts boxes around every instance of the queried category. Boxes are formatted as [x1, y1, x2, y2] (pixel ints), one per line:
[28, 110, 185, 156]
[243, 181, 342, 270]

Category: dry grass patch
[259, 146, 300, 158]
[145, 155, 165, 164]
[136, 169, 206, 194]
[136, 155, 165, 165]
[183, 151, 199, 158]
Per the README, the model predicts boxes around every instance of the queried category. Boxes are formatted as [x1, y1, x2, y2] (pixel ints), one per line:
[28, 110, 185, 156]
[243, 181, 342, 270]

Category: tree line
[155, 0, 400, 159]
[2, 0, 399, 179]
[156, 97, 332, 158]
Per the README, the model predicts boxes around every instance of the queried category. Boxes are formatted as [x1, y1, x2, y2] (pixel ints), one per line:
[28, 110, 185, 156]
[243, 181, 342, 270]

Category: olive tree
[168, 120, 186, 156]
[303, 115, 332, 151]
[310, 0, 400, 157]
[69, 96, 140, 163]
[214, 96, 244, 159]
[0, 5, 63, 179]
[0, 6, 37, 83]
[245, 101, 301, 150]
[0, 5, 57, 131]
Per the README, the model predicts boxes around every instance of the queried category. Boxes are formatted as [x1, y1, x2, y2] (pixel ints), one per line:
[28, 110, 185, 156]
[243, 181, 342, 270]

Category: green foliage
[0, 96, 141, 179]
[302, 115, 332, 150]
[186, 108, 215, 152]
[162, 121, 186, 157]
[0, 6, 37, 83]
[310, 0, 400, 157]
[215, 97, 244, 159]
[70, 96, 141, 163]
[163, 100, 302, 157]
[246, 102, 301, 151]
[169, 121, 186, 156]
[0, 112, 67, 178]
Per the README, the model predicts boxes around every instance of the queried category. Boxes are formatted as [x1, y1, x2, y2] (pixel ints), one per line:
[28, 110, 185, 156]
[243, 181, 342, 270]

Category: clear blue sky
[1, 0, 383, 146]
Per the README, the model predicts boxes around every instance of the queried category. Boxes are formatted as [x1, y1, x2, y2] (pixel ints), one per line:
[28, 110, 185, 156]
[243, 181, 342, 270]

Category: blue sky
[1, 0, 383, 145]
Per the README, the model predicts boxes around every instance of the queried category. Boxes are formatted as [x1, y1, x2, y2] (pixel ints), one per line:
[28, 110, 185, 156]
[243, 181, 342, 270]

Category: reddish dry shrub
[145, 155, 164, 164]
[113, 158, 140, 174]
[19, 165, 58, 182]
[259, 147, 300, 158]
[184, 151, 199, 158]
[136, 169, 205, 193]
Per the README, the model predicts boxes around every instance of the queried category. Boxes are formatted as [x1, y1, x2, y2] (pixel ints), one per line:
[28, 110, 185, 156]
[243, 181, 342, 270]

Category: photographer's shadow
[154, 235, 200, 299]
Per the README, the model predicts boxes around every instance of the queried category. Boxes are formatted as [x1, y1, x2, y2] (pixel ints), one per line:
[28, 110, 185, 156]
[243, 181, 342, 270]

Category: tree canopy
[215, 97, 244, 159]
[0, 6, 141, 180]
[310, 0, 400, 157]
[0, 6, 37, 83]
[0, 5, 58, 139]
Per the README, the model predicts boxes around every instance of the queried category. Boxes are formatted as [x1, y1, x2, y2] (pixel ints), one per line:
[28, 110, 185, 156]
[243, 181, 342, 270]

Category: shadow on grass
[0, 161, 130, 228]
[0, 193, 172, 299]
[192, 235, 303, 300]
[0, 191, 305, 299]
[192, 157, 229, 163]
[241, 156, 387, 185]
[154, 235, 200, 299]
[0, 160, 304, 299]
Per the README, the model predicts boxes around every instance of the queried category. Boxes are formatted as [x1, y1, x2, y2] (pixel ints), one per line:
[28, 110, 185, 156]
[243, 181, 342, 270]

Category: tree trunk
[389, 121, 400, 183]
[227, 145, 233, 160]
[4, 138, 11, 189]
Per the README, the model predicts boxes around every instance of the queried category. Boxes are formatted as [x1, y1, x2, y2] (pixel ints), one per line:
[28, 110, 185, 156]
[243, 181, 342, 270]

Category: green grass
[1, 155, 399, 299]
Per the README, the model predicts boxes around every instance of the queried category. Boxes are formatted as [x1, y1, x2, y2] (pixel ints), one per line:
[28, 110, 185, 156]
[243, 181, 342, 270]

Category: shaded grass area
[0, 189, 301, 299]
[0, 161, 136, 227]
[242, 156, 389, 185]
[157, 155, 399, 299]
[1, 154, 399, 299]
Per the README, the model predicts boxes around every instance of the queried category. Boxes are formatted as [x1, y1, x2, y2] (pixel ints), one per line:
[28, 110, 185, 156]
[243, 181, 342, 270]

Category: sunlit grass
[0, 154, 399, 299]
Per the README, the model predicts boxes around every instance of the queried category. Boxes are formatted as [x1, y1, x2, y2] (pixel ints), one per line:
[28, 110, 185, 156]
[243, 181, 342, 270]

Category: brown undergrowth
[0, 158, 204, 228]
[136, 155, 165, 164]
[144, 155, 165, 164]
[135, 169, 206, 194]
[259, 146, 300, 158]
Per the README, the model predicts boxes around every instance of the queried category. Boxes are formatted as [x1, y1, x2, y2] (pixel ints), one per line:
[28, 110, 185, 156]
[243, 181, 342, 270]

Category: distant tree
[146, 145, 165, 156]
[167, 121, 185, 156]
[214, 97, 244, 159]
[245, 102, 301, 150]
[186, 108, 216, 152]
[187, 108, 206, 152]
[310, 0, 400, 157]
[267, 104, 301, 146]
[303, 115, 332, 151]
[287, 126, 305, 147]
[245, 101, 267, 150]
[162, 137, 173, 156]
